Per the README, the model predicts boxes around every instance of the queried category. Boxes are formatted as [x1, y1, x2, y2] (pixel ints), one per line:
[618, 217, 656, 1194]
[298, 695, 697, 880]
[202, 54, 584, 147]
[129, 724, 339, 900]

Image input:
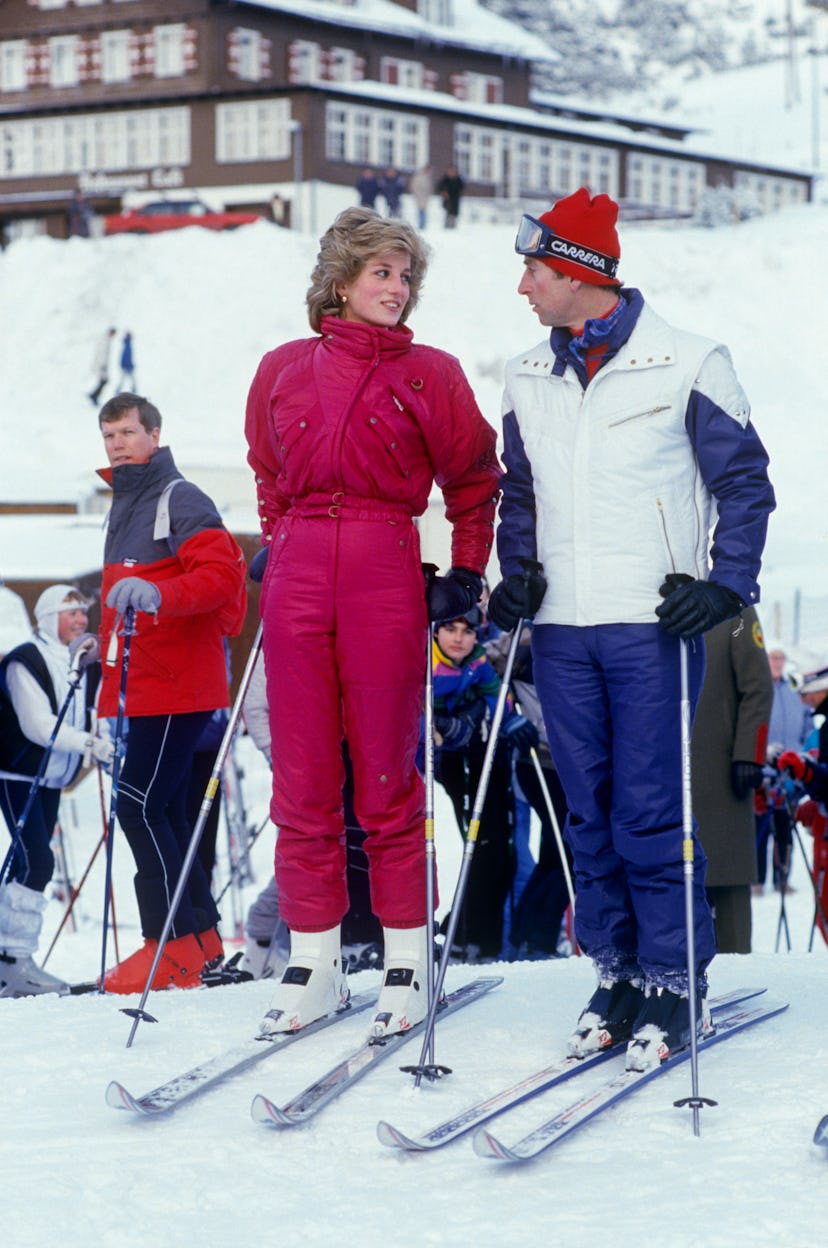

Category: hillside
[485, 0, 824, 103]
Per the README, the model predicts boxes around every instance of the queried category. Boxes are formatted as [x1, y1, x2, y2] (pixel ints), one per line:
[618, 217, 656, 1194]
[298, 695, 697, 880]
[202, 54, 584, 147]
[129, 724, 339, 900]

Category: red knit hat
[535, 186, 621, 286]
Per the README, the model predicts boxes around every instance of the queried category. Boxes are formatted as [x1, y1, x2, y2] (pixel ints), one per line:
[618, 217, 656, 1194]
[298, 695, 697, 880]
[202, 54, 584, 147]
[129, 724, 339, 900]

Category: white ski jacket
[498, 297, 773, 627]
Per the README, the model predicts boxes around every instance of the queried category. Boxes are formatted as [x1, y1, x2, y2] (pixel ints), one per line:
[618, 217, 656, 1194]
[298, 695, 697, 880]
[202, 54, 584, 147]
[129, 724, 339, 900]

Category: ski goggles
[515, 214, 620, 281]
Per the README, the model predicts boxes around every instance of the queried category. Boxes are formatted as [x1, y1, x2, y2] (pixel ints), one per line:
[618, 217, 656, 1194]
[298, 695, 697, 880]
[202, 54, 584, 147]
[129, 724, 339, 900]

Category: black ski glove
[500, 714, 540, 757]
[249, 546, 269, 583]
[434, 699, 487, 751]
[731, 761, 764, 801]
[426, 567, 482, 624]
[487, 560, 547, 632]
[655, 574, 744, 639]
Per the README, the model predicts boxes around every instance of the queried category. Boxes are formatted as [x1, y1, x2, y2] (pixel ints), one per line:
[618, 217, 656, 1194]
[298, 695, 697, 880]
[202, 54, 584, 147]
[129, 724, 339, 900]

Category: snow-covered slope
[0, 746, 825, 1248]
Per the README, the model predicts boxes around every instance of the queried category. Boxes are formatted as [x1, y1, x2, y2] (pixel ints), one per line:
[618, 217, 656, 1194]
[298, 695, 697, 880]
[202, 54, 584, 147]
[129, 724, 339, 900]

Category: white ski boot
[258, 925, 348, 1036]
[0, 882, 70, 998]
[369, 925, 431, 1039]
[239, 929, 290, 981]
[0, 953, 71, 998]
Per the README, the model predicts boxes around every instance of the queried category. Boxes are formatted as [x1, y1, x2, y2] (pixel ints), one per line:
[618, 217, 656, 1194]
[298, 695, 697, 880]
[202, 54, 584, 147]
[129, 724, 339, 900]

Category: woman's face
[338, 250, 411, 328]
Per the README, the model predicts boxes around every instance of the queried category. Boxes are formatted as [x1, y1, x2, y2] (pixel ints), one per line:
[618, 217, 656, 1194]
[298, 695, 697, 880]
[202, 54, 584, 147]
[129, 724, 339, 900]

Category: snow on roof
[236, 0, 558, 63]
[313, 78, 816, 178]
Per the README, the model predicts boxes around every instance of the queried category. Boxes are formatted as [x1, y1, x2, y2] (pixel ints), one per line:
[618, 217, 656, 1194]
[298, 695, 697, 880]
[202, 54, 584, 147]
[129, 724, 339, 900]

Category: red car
[104, 198, 264, 235]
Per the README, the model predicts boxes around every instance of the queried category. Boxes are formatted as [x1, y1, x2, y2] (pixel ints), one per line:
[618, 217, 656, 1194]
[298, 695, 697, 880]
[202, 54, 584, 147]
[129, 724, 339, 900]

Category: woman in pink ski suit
[245, 207, 499, 1037]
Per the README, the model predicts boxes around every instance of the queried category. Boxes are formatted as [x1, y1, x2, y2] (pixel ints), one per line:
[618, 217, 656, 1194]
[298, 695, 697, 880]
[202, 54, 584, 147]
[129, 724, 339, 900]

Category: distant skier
[88, 326, 116, 405]
[116, 331, 136, 391]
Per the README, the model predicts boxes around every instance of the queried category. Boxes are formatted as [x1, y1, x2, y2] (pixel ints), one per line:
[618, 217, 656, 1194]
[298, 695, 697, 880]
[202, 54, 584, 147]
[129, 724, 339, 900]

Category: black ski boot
[567, 978, 646, 1057]
[625, 987, 712, 1071]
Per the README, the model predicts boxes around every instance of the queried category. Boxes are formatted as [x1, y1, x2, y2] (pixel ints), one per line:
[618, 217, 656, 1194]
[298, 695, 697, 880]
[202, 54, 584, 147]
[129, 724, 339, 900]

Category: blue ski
[473, 995, 788, 1162]
[376, 987, 766, 1152]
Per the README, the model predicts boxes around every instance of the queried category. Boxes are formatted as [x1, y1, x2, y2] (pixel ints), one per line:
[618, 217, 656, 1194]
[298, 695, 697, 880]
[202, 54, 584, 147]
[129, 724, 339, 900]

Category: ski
[251, 975, 503, 1128]
[814, 1114, 828, 1149]
[376, 986, 765, 1153]
[105, 989, 376, 1116]
[473, 994, 788, 1162]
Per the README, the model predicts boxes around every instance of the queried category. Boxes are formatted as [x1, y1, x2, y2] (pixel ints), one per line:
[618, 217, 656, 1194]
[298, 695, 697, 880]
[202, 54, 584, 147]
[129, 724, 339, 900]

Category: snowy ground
[1, 739, 826, 1248]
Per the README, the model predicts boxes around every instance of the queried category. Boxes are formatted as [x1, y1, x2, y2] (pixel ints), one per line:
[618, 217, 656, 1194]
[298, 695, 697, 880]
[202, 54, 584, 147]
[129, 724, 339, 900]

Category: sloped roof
[234, 0, 558, 63]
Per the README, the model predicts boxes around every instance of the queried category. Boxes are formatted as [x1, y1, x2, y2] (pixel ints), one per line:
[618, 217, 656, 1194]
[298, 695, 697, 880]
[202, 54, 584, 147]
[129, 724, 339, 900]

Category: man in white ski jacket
[488, 187, 775, 1071]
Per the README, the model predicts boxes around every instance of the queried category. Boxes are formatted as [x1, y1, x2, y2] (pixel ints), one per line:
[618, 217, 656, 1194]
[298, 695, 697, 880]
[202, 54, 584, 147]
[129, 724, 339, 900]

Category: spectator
[0, 586, 111, 997]
[488, 185, 775, 1070]
[88, 327, 116, 406]
[116, 331, 136, 392]
[691, 607, 773, 953]
[430, 610, 537, 960]
[437, 165, 464, 228]
[409, 165, 434, 229]
[379, 167, 406, 217]
[755, 644, 814, 891]
[244, 206, 499, 1038]
[96, 392, 247, 993]
[68, 189, 92, 238]
[355, 168, 380, 210]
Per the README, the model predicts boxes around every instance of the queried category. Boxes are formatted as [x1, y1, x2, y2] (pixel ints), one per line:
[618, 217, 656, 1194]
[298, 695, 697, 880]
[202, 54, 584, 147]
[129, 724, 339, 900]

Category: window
[215, 99, 292, 163]
[626, 152, 705, 212]
[49, 35, 79, 89]
[418, 0, 454, 25]
[328, 47, 362, 83]
[0, 41, 27, 93]
[0, 107, 190, 178]
[154, 24, 185, 79]
[325, 102, 428, 171]
[101, 30, 131, 85]
[232, 28, 264, 83]
[289, 41, 321, 85]
[458, 73, 503, 105]
[380, 58, 426, 89]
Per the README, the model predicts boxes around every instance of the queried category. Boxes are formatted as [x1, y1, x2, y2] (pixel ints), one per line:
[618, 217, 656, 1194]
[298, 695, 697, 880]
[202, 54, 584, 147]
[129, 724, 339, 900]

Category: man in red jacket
[96, 393, 247, 992]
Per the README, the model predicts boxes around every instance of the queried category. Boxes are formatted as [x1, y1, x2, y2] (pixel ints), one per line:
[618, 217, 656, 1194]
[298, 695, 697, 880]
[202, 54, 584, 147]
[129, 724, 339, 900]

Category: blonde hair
[306, 207, 430, 333]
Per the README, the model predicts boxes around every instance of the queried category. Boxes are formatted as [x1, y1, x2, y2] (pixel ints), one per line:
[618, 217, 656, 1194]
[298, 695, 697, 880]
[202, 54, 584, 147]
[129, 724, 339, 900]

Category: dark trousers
[117, 712, 220, 940]
[0, 780, 60, 893]
[437, 744, 514, 958]
[508, 758, 572, 954]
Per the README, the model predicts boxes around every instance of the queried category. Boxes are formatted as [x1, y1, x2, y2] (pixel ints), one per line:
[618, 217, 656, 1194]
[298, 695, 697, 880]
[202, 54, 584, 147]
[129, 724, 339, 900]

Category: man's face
[101, 409, 159, 467]
[768, 650, 786, 681]
[517, 258, 581, 329]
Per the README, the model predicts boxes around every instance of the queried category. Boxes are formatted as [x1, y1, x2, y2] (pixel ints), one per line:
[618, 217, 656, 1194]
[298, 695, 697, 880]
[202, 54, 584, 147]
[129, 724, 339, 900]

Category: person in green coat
[690, 606, 773, 953]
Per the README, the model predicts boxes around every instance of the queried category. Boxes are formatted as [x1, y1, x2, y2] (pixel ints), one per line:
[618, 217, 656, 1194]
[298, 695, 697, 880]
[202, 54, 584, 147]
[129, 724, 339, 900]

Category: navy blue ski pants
[116, 711, 220, 940]
[532, 622, 716, 982]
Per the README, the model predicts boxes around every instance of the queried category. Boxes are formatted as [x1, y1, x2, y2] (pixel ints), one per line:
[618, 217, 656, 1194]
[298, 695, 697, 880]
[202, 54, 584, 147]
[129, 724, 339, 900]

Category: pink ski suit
[245, 315, 499, 931]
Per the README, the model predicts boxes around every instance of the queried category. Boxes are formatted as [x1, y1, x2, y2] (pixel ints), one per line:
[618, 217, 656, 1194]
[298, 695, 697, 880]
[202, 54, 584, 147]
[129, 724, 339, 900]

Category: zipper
[656, 497, 677, 574]
[608, 404, 672, 428]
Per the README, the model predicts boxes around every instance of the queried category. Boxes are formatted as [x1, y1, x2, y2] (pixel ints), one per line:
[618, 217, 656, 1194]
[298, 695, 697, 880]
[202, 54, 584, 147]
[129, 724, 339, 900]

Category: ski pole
[213, 810, 270, 907]
[672, 638, 716, 1135]
[41, 818, 107, 967]
[0, 654, 88, 887]
[123, 620, 263, 1046]
[98, 607, 135, 992]
[403, 619, 524, 1087]
[510, 692, 576, 917]
[421, 573, 438, 1066]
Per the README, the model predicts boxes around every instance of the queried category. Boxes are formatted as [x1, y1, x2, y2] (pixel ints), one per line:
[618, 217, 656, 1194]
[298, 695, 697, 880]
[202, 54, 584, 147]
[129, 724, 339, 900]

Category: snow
[2, 191, 828, 653]
[3, 46, 828, 1240]
[1, 737, 826, 1248]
